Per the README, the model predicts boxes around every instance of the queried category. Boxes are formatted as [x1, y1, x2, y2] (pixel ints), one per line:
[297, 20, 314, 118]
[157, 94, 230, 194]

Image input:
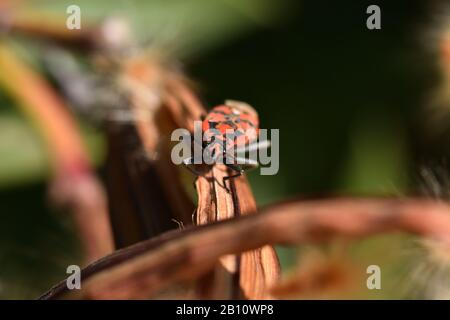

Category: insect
[183, 100, 270, 186]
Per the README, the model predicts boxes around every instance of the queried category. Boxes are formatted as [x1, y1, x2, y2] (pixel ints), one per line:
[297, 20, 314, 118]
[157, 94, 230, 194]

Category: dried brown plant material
[40, 197, 450, 300]
[104, 124, 179, 247]
[0, 43, 113, 263]
[116, 53, 280, 298]
[195, 166, 280, 299]
[101, 55, 196, 244]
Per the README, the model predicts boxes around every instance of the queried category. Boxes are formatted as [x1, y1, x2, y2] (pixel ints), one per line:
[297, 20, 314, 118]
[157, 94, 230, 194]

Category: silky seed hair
[402, 165, 450, 299]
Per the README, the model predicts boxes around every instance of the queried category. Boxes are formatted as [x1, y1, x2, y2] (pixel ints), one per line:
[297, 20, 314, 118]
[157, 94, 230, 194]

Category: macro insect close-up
[3, 0, 450, 308]
[182, 100, 267, 183]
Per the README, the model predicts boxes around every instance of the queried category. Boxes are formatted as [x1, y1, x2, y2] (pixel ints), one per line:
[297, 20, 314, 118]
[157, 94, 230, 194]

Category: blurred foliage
[30, 0, 296, 58]
[0, 0, 295, 187]
[0, 0, 446, 299]
[0, 108, 48, 187]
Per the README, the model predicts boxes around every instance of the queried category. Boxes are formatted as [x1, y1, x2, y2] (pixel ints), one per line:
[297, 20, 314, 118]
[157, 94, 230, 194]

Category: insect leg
[220, 163, 244, 193]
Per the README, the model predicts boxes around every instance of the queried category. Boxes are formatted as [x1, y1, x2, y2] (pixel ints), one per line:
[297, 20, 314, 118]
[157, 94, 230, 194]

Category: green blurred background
[0, 0, 445, 299]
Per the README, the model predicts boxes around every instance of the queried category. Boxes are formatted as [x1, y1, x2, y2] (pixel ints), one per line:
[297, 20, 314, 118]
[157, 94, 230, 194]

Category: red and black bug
[183, 100, 269, 183]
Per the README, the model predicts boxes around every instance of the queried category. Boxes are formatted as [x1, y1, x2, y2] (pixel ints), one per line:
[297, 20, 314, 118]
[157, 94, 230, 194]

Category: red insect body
[183, 100, 262, 180]
[202, 101, 259, 152]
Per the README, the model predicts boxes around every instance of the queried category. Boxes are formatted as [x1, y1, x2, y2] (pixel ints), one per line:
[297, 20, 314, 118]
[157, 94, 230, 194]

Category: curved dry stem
[40, 197, 450, 300]
[0, 43, 114, 263]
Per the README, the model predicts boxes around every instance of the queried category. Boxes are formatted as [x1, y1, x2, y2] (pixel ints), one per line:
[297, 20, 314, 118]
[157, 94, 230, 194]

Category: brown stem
[40, 197, 450, 300]
[0, 43, 114, 263]
[0, 9, 99, 51]
[195, 165, 280, 299]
